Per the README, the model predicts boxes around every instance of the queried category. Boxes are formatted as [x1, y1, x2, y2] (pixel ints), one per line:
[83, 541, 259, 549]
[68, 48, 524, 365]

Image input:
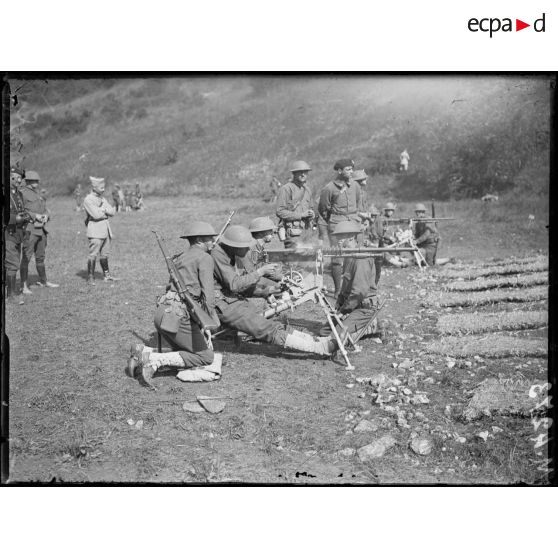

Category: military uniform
[276, 180, 314, 248]
[20, 182, 52, 287]
[5, 180, 28, 298]
[212, 243, 287, 345]
[154, 245, 216, 367]
[319, 256, 378, 338]
[365, 215, 388, 285]
[414, 220, 439, 266]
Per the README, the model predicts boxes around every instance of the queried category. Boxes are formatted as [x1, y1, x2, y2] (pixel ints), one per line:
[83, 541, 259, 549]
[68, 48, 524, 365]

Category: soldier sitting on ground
[360, 205, 388, 285]
[318, 221, 380, 340]
[211, 225, 334, 356]
[413, 203, 439, 266]
[127, 222, 220, 389]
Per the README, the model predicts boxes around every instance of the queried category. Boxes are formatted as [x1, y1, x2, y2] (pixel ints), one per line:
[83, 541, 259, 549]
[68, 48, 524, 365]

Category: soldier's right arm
[276, 184, 303, 221]
[212, 247, 261, 295]
[83, 194, 107, 220]
[198, 254, 218, 318]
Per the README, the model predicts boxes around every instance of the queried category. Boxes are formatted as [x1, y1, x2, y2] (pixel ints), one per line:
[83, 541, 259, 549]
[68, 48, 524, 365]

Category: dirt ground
[4, 197, 550, 484]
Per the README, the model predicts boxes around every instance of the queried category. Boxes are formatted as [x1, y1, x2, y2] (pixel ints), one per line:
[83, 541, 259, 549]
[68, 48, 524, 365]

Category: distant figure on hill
[124, 187, 133, 212]
[133, 182, 145, 211]
[112, 185, 121, 212]
[399, 149, 410, 172]
[481, 194, 499, 202]
[73, 183, 83, 211]
[117, 185, 125, 212]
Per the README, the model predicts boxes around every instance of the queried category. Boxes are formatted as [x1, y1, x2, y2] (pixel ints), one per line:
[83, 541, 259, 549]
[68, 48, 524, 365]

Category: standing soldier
[127, 222, 219, 389]
[117, 185, 125, 212]
[211, 225, 333, 355]
[361, 206, 386, 285]
[275, 160, 315, 248]
[413, 203, 439, 266]
[73, 183, 83, 212]
[319, 221, 379, 339]
[399, 149, 410, 172]
[134, 182, 145, 211]
[5, 167, 29, 304]
[111, 184, 121, 212]
[83, 176, 119, 285]
[20, 171, 59, 293]
[317, 158, 364, 296]
[352, 169, 369, 207]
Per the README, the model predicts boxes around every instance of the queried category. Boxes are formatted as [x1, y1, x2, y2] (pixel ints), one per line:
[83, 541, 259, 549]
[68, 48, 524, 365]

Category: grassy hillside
[8, 75, 552, 201]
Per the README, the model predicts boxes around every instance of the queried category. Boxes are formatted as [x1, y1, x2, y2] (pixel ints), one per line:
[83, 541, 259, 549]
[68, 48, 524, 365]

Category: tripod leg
[317, 294, 354, 371]
[320, 292, 360, 351]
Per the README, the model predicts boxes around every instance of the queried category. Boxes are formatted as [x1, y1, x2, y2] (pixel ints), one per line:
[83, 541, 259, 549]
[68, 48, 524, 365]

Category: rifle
[265, 246, 417, 263]
[211, 210, 235, 249]
[152, 230, 220, 348]
[384, 217, 455, 225]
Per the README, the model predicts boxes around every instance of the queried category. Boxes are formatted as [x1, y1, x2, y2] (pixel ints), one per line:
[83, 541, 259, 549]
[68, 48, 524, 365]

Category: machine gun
[265, 246, 417, 263]
[383, 217, 455, 226]
[152, 230, 220, 349]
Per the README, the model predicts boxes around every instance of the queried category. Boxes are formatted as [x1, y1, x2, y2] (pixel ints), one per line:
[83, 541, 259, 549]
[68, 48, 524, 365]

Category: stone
[338, 447, 356, 457]
[411, 393, 430, 405]
[354, 419, 379, 433]
[477, 431, 489, 442]
[183, 400, 206, 413]
[410, 437, 433, 456]
[399, 359, 414, 370]
[357, 435, 397, 461]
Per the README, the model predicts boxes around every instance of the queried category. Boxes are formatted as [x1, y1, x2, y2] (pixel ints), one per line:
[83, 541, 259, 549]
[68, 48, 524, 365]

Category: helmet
[290, 160, 312, 173]
[334, 158, 355, 171]
[414, 203, 427, 212]
[383, 202, 396, 211]
[352, 169, 368, 181]
[369, 205, 380, 216]
[180, 221, 217, 238]
[331, 221, 362, 235]
[249, 216, 276, 233]
[10, 166, 24, 177]
[25, 170, 40, 181]
[221, 225, 253, 248]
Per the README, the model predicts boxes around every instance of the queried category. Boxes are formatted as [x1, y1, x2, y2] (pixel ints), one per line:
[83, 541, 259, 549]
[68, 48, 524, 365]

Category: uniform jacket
[337, 257, 377, 313]
[367, 216, 389, 247]
[9, 186, 27, 227]
[211, 243, 261, 301]
[83, 191, 116, 239]
[414, 221, 439, 246]
[168, 245, 217, 318]
[237, 242, 280, 298]
[21, 184, 49, 237]
[318, 179, 364, 227]
[276, 180, 313, 226]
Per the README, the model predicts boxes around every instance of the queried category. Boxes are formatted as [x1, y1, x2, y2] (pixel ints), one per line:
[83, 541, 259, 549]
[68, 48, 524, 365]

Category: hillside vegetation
[8, 75, 551, 200]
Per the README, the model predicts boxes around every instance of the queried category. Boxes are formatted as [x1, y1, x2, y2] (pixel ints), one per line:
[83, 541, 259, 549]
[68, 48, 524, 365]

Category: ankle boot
[100, 257, 119, 281]
[87, 260, 96, 286]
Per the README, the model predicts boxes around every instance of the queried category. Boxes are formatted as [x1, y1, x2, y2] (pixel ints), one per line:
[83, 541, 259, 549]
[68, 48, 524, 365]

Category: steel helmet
[289, 160, 312, 173]
[331, 221, 362, 235]
[352, 169, 368, 181]
[180, 221, 217, 238]
[221, 225, 254, 248]
[414, 203, 427, 212]
[369, 205, 381, 216]
[25, 170, 40, 181]
[249, 216, 276, 233]
[383, 202, 396, 211]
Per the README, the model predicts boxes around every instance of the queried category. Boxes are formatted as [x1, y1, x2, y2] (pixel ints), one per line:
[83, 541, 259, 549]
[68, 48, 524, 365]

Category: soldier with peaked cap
[83, 176, 118, 285]
[19, 171, 60, 294]
[413, 203, 439, 266]
[317, 158, 365, 296]
[319, 221, 379, 340]
[211, 225, 334, 356]
[276, 160, 315, 248]
[127, 221, 220, 389]
[5, 166, 29, 304]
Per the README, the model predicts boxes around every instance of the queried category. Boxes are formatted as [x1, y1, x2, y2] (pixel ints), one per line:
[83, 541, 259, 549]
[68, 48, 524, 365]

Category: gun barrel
[266, 247, 416, 262]
[385, 217, 455, 224]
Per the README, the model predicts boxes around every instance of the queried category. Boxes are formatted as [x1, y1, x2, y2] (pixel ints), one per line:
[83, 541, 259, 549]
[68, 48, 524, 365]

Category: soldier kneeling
[126, 221, 220, 389]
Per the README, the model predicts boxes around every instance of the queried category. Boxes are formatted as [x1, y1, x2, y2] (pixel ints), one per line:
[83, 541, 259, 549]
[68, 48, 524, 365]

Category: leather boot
[87, 260, 96, 286]
[100, 257, 120, 281]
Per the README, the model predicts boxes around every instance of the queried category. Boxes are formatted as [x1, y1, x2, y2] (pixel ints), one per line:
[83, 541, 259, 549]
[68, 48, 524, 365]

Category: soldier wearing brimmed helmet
[413, 203, 439, 266]
[83, 176, 118, 285]
[211, 225, 334, 356]
[276, 160, 315, 248]
[6, 166, 29, 303]
[318, 220, 380, 341]
[317, 158, 365, 296]
[127, 221, 220, 388]
[382, 202, 396, 218]
[20, 170, 60, 293]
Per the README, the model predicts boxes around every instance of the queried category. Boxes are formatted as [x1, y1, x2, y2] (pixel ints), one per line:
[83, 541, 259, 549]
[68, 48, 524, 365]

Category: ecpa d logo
[468, 13, 546, 37]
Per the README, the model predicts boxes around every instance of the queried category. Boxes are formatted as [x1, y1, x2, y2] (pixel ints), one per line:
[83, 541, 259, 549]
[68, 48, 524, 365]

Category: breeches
[216, 299, 286, 345]
[319, 307, 375, 337]
[88, 237, 111, 259]
[153, 306, 214, 368]
[5, 228, 26, 274]
[22, 233, 47, 265]
[418, 243, 437, 266]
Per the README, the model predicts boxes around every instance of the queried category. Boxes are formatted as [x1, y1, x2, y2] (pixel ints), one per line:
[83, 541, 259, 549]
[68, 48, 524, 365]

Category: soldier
[319, 221, 379, 339]
[352, 169, 369, 207]
[133, 182, 145, 211]
[111, 184, 121, 212]
[124, 188, 133, 212]
[212, 225, 333, 355]
[276, 160, 315, 248]
[20, 171, 59, 293]
[126, 221, 219, 389]
[317, 158, 365, 296]
[117, 186, 125, 212]
[6, 167, 29, 304]
[382, 202, 396, 220]
[83, 176, 119, 285]
[361, 205, 386, 285]
[413, 203, 439, 266]
[399, 149, 410, 172]
[73, 183, 83, 212]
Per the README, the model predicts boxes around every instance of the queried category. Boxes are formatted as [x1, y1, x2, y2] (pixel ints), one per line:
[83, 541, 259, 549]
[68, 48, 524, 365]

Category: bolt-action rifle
[211, 210, 236, 249]
[152, 230, 220, 349]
